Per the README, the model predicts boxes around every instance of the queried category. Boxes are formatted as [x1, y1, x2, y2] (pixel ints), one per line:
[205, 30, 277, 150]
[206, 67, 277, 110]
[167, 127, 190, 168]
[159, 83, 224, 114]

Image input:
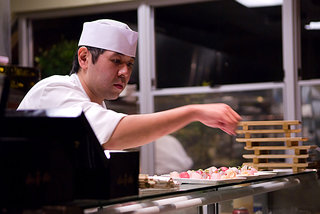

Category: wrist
[185, 104, 199, 123]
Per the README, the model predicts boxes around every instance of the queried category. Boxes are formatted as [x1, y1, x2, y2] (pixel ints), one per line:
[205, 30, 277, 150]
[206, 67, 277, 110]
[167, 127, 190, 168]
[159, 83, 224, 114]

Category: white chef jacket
[17, 74, 126, 145]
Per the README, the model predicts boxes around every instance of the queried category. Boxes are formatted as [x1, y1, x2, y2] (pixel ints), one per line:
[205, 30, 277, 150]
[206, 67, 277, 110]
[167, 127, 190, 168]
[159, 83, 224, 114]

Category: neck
[77, 72, 103, 105]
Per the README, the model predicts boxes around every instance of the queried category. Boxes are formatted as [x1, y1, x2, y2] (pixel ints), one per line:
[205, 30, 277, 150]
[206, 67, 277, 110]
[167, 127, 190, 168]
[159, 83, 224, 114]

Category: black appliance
[0, 108, 139, 210]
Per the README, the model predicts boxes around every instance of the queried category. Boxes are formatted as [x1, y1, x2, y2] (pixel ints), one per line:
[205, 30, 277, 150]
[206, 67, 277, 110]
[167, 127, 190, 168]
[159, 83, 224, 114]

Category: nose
[118, 64, 130, 78]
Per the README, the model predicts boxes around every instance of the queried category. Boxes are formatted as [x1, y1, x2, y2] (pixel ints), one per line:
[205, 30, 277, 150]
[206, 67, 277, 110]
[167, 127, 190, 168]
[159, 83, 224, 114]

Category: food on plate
[221, 168, 237, 179]
[170, 171, 180, 178]
[169, 165, 258, 180]
[206, 166, 218, 174]
[239, 165, 258, 176]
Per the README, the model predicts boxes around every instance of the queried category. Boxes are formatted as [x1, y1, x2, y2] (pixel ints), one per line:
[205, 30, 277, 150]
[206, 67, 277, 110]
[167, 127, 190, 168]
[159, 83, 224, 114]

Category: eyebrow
[113, 52, 135, 61]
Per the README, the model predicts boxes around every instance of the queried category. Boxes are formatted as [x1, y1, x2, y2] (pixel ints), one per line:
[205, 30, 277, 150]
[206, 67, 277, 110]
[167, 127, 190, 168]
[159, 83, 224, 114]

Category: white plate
[167, 177, 247, 184]
[236, 174, 259, 179]
[256, 170, 275, 173]
[255, 171, 277, 178]
[272, 169, 293, 172]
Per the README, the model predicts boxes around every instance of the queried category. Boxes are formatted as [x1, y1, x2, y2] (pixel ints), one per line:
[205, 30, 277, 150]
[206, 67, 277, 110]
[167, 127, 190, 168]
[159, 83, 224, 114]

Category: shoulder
[18, 74, 86, 110]
[37, 74, 77, 87]
[28, 74, 83, 94]
[38, 74, 86, 100]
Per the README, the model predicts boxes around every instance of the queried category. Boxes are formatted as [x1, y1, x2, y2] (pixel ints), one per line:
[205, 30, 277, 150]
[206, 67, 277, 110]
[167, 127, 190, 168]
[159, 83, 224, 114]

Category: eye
[111, 58, 121, 64]
[127, 62, 134, 69]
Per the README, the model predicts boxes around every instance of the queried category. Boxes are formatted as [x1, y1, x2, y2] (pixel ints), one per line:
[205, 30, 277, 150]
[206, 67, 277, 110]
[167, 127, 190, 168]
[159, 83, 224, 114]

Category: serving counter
[1, 111, 319, 213]
[72, 170, 320, 214]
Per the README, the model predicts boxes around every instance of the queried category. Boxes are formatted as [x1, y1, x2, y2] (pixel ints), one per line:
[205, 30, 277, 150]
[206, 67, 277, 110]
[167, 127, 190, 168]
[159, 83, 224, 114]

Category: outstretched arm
[103, 103, 241, 150]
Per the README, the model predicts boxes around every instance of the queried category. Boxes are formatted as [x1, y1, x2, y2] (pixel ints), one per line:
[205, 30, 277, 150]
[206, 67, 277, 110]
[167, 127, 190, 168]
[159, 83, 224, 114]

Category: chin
[106, 95, 120, 101]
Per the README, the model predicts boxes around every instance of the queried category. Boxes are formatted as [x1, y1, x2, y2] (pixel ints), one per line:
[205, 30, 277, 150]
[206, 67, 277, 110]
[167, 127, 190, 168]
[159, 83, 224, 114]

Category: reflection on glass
[155, 0, 282, 88]
[30, 11, 139, 83]
[154, 89, 283, 170]
[154, 135, 193, 175]
[301, 85, 320, 146]
[300, 0, 320, 79]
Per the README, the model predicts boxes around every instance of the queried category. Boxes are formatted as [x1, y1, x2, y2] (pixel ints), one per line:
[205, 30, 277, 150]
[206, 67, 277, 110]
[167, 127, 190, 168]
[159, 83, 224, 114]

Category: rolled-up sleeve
[83, 104, 126, 144]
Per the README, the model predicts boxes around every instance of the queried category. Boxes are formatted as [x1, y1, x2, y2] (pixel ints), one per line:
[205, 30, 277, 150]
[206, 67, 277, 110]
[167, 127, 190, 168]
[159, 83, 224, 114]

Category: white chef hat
[78, 19, 138, 57]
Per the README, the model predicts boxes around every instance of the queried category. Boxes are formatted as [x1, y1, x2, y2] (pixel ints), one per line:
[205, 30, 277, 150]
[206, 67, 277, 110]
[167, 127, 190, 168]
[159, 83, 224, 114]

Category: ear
[78, 46, 90, 70]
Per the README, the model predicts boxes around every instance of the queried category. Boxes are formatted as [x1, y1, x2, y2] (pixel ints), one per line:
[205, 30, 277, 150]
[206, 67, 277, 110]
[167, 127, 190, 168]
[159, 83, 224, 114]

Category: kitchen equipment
[0, 109, 139, 209]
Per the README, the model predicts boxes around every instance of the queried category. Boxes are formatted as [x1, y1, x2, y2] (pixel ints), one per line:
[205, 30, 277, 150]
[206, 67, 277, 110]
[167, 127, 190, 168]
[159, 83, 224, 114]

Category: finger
[220, 126, 236, 135]
[226, 105, 242, 121]
[229, 111, 242, 125]
[223, 110, 240, 126]
[218, 121, 236, 135]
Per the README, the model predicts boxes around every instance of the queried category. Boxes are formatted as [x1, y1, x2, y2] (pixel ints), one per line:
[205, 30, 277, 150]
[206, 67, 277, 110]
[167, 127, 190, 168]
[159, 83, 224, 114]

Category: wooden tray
[236, 120, 315, 172]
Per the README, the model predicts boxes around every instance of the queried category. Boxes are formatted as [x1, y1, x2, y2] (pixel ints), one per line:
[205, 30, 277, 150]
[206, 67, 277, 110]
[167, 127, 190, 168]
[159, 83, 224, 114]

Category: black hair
[70, 46, 106, 74]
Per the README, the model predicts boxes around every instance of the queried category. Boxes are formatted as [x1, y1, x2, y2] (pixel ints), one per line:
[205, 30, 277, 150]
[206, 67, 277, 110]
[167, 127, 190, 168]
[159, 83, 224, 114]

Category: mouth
[114, 84, 124, 90]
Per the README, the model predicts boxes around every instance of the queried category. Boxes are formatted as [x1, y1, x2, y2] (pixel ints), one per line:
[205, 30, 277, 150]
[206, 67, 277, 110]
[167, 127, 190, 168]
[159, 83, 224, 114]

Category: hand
[193, 103, 242, 135]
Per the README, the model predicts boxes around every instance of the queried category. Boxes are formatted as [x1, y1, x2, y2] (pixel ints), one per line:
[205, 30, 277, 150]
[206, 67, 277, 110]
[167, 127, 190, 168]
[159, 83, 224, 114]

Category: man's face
[86, 50, 135, 101]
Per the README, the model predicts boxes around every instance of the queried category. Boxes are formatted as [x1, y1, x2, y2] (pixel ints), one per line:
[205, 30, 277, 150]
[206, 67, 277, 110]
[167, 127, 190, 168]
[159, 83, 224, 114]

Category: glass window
[300, 0, 320, 80]
[31, 11, 140, 114]
[301, 84, 320, 146]
[0, 0, 10, 60]
[155, 0, 282, 88]
[32, 11, 138, 80]
[300, 83, 320, 166]
[300, 0, 320, 162]
[154, 89, 283, 172]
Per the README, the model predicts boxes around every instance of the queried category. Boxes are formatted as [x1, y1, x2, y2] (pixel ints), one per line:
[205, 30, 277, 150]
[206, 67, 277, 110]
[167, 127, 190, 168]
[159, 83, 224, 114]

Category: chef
[17, 19, 241, 150]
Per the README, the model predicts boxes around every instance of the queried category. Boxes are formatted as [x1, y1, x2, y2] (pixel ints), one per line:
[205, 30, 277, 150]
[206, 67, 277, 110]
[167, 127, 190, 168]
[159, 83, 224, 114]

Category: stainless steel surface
[94, 171, 319, 214]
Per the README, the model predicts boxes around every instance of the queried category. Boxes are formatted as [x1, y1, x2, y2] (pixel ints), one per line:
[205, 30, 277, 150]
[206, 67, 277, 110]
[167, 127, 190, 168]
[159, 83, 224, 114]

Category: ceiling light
[236, 0, 282, 8]
[305, 21, 320, 30]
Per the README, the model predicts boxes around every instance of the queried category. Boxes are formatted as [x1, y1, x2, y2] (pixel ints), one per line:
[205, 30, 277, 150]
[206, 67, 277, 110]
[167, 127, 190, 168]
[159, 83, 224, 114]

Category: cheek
[97, 72, 115, 88]
[94, 66, 113, 81]
[128, 70, 133, 77]
[93, 62, 119, 85]
[126, 70, 133, 81]
[96, 74, 109, 86]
